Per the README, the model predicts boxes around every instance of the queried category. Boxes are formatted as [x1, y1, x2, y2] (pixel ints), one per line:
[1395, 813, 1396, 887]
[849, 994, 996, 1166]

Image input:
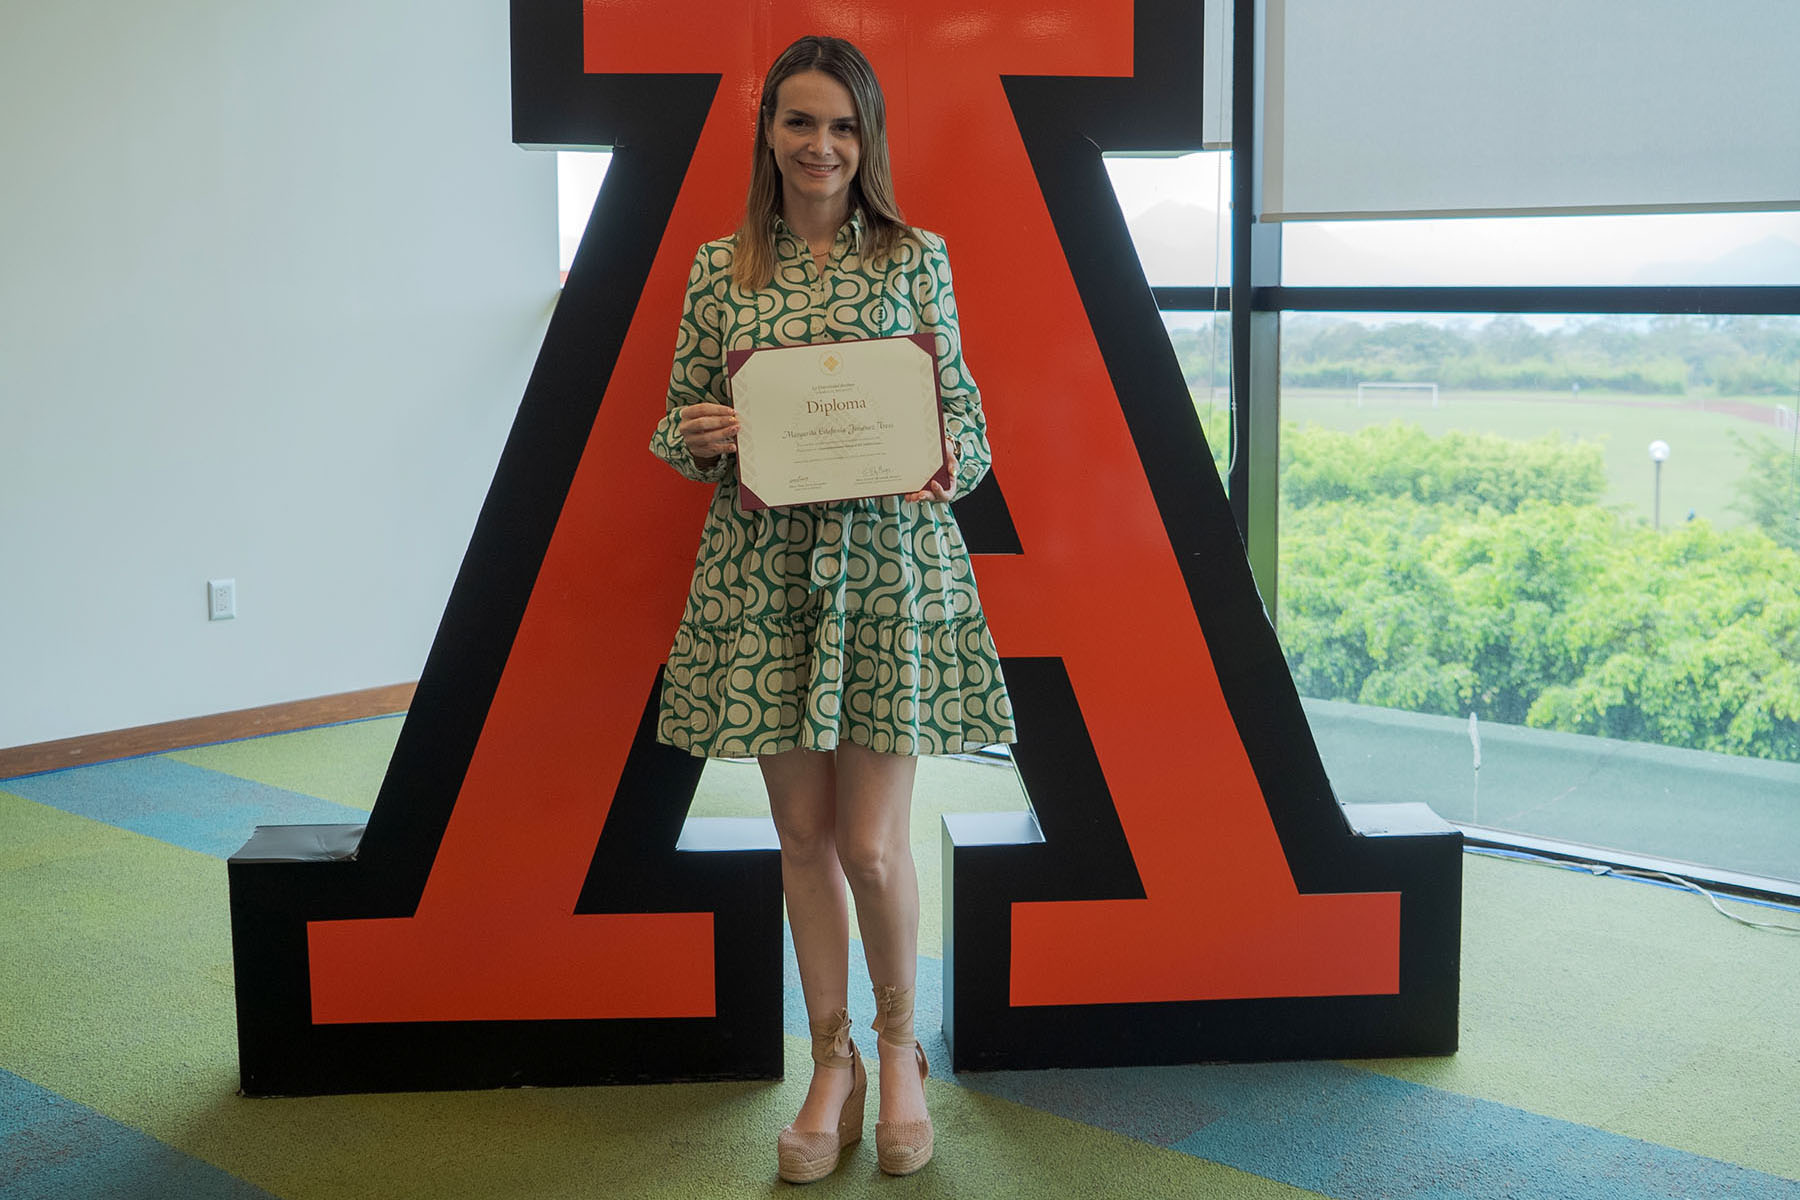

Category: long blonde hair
[732, 36, 910, 290]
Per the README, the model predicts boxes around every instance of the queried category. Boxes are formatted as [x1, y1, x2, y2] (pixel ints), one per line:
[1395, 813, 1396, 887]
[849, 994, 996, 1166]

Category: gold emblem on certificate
[727, 334, 951, 510]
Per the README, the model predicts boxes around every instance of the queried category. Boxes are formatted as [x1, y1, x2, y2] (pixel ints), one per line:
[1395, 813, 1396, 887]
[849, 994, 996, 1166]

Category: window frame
[1185, 0, 1800, 904]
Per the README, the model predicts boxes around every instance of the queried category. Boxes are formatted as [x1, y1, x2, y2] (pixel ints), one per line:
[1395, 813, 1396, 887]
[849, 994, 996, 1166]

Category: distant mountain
[1276, 223, 1414, 285]
[1124, 200, 1225, 285]
[1630, 235, 1800, 285]
[1124, 201, 1448, 285]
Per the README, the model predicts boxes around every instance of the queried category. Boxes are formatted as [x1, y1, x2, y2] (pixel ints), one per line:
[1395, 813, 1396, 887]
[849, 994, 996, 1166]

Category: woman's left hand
[904, 436, 960, 504]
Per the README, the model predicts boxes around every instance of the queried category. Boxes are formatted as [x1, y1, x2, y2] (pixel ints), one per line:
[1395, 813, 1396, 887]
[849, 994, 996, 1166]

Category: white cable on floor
[1468, 845, 1800, 934]
[1589, 865, 1800, 934]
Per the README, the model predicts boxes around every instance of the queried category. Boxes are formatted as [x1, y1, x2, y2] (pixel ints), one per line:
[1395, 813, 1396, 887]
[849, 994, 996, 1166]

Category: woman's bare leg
[834, 740, 929, 1125]
[760, 746, 854, 1132]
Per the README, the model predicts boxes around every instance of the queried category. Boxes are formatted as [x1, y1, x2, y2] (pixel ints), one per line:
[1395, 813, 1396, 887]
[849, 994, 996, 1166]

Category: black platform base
[942, 801, 1463, 1072]
[227, 816, 784, 1097]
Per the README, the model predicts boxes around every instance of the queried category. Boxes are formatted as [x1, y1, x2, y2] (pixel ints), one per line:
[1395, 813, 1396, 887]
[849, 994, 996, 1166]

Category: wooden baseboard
[0, 682, 417, 780]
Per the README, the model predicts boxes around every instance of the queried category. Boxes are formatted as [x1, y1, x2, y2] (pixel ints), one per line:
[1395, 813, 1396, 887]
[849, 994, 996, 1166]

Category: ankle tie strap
[808, 1008, 855, 1069]
[870, 984, 917, 1050]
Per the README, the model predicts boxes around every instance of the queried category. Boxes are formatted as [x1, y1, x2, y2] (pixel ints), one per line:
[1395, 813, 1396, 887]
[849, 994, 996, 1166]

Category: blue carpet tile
[1, 757, 366, 859]
[11, 753, 1799, 1200]
[965, 1059, 1800, 1200]
[0, 1068, 276, 1200]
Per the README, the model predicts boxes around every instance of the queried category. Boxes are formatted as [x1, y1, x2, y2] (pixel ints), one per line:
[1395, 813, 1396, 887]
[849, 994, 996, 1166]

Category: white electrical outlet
[208, 578, 237, 621]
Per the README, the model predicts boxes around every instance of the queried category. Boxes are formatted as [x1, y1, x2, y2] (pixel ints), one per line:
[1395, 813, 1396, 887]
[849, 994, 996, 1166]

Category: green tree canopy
[1729, 429, 1800, 552]
[1279, 422, 1800, 762]
[1280, 422, 1606, 513]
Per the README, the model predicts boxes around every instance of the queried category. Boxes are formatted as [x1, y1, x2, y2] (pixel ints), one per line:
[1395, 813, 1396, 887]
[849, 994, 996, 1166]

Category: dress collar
[772, 209, 865, 256]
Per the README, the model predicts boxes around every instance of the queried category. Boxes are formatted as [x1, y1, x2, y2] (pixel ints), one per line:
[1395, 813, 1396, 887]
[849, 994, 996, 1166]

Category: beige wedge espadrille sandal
[871, 984, 933, 1176]
[776, 1009, 866, 1184]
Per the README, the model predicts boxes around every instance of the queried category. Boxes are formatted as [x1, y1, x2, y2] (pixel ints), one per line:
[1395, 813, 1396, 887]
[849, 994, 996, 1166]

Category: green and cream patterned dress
[649, 214, 1015, 758]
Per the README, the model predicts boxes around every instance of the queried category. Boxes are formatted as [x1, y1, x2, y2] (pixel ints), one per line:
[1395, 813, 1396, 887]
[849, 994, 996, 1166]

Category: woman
[649, 35, 1014, 1182]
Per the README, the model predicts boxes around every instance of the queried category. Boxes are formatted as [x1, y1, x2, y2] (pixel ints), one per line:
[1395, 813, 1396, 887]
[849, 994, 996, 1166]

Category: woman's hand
[904, 436, 960, 504]
[678, 402, 739, 465]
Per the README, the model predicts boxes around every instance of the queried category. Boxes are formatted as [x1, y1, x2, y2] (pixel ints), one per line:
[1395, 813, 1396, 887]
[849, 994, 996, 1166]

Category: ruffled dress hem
[658, 724, 1019, 760]
[656, 608, 1016, 760]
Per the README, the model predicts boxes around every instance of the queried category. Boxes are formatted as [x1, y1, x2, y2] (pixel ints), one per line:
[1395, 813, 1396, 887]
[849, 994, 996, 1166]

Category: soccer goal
[1776, 403, 1797, 435]
[1356, 381, 1440, 409]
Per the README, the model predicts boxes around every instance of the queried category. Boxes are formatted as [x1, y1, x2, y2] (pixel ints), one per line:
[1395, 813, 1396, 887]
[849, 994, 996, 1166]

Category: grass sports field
[1280, 386, 1797, 529]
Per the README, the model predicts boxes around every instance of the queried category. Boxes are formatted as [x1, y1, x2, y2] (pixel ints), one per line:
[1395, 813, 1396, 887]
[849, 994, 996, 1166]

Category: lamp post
[1648, 439, 1670, 530]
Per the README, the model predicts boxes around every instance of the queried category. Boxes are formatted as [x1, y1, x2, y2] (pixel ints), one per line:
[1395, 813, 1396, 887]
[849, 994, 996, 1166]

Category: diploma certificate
[727, 334, 951, 510]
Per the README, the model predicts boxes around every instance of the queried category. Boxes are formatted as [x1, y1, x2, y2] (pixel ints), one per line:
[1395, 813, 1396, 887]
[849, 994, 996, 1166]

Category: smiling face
[765, 70, 862, 222]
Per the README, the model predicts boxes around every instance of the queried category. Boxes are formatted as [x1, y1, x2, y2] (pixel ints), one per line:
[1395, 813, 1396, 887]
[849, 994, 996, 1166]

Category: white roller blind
[1203, 0, 1233, 148]
[1263, 0, 1800, 221]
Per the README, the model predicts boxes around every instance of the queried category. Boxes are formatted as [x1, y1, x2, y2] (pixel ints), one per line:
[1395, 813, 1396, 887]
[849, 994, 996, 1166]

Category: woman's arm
[649, 244, 737, 483]
[912, 233, 991, 499]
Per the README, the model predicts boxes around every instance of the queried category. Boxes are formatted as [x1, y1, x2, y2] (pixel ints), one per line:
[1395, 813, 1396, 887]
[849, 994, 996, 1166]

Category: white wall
[0, 0, 555, 747]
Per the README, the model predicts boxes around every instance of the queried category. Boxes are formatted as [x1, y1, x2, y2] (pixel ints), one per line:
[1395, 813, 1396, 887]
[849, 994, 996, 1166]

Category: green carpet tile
[1365, 851, 1800, 1175]
[0, 791, 1316, 1200]
[168, 716, 409, 813]
[4, 717, 1798, 1198]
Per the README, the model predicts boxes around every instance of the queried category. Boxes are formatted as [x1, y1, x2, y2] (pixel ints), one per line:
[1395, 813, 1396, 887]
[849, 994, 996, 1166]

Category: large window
[1273, 301, 1800, 884]
[1243, 0, 1800, 889]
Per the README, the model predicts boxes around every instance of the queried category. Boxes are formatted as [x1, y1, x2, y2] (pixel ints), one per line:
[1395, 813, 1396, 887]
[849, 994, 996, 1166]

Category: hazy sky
[558, 150, 1800, 290]
[1100, 153, 1800, 289]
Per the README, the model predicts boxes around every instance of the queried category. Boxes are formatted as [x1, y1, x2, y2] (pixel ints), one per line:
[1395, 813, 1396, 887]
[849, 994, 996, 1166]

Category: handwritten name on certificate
[726, 334, 951, 510]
